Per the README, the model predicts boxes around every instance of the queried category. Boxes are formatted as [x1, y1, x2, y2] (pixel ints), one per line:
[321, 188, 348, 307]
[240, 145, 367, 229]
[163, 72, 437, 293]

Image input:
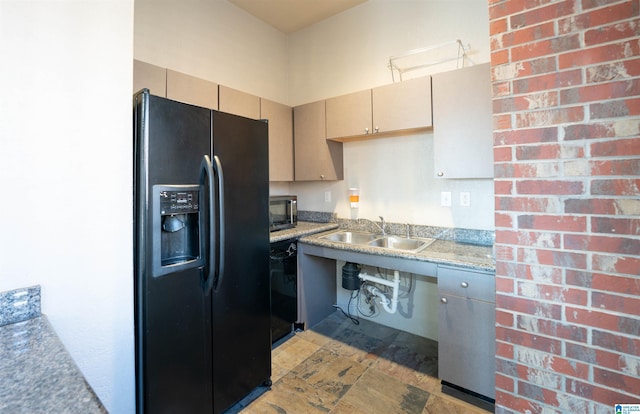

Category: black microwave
[269, 195, 297, 232]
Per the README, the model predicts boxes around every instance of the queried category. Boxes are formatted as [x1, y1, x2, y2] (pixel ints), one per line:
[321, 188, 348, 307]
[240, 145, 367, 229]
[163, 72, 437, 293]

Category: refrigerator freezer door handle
[212, 154, 225, 291]
[200, 155, 217, 294]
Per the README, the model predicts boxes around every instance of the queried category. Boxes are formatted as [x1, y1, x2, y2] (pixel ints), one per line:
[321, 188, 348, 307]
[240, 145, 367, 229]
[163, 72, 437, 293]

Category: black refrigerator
[133, 89, 271, 414]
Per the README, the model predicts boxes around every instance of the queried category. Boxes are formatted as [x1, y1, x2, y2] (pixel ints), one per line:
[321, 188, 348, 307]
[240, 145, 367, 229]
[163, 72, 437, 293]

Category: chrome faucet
[358, 216, 386, 235]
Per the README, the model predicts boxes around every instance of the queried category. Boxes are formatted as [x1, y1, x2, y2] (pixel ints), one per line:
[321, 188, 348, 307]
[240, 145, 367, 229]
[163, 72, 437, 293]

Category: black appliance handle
[200, 155, 216, 295]
[211, 154, 225, 292]
[200, 154, 225, 294]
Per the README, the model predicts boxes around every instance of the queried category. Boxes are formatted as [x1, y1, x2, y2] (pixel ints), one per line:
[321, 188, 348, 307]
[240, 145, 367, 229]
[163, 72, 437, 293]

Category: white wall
[288, 0, 494, 231]
[134, 0, 289, 104]
[0, 1, 134, 413]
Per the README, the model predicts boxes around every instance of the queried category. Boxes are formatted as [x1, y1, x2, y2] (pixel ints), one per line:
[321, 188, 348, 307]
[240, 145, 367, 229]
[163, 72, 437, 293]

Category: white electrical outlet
[460, 192, 471, 207]
[441, 191, 452, 207]
[324, 191, 331, 203]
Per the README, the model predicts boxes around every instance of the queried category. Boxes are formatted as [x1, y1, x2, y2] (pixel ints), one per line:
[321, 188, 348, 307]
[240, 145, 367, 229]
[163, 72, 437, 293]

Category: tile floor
[234, 311, 492, 414]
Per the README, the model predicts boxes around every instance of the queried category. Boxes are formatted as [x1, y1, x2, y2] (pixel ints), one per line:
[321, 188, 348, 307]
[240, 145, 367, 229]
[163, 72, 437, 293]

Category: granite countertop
[270, 221, 339, 243]
[0, 286, 105, 413]
[299, 229, 495, 272]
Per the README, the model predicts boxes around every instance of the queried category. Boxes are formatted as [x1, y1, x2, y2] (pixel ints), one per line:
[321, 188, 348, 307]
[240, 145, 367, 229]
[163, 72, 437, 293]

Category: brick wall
[490, 0, 640, 412]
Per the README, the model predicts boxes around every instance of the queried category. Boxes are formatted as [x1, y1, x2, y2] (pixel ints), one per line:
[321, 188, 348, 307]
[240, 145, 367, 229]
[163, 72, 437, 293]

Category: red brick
[566, 378, 637, 406]
[592, 217, 640, 236]
[518, 247, 588, 269]
[589, 159, 640, 176]
[513, 69, 582, 94]
[594, 367, 640, 394]
[586, 17, 640, 45]
[512, 34, 581, 61]
[591, 98, 640, 119]
[517, 314, 588, 342]
[496, 373, 515, 392]
[496, 341, 515, 360]
[491, 17, 509, 35]
[591, 137, 640, 156]
[560, 2, 640, 34]
[518, 214, 586, 232]
[503, 21, 557, 49]
[496, 211, 515, 227]
[497, 293, 562, 318]
[496, 326, 563, 353]
[563, 122, 616, 140]
[492, 49, 511, 66]
[495, 161, 561, 178]
[592, 254, 640, 274]
[591, 178, 640, 195]
[592, 291, 640, 315]
[496, 274, 516, 294]
[495, 390, 544, 413]
[566, 306, 640, 336]
[587, 59, 640, 83]
[496, 195, 563, 213]
[549, 355, 590, 380]
[564, 234, 640, 255]
[517, 281, 587, 305]
[516, 143, 561, 160]
[495, 127, 558, 145]
[516, 106, 585, 128]
[581, 272, 640, 294]
[593, 329, 640, 355]
[559, 40, 640, 69]
[561, 79, 640, 105]
[497, 309, 516, 326]
[495, 180, 514, 196]
[510, 1, 576, 28]
[564, 198, 619, 215]
[490, 0, 527, 20]
[516, 179, 584, 195]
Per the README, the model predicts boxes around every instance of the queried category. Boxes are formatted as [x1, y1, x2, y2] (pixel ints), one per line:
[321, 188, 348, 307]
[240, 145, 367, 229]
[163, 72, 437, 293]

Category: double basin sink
[320, 230, 435, 253]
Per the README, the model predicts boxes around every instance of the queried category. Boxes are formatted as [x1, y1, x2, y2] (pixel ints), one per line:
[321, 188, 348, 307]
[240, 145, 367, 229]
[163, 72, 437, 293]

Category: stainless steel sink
[320, 230, 434, 253]
[321, 231, 379, 244]
[368, 236, 432, 252]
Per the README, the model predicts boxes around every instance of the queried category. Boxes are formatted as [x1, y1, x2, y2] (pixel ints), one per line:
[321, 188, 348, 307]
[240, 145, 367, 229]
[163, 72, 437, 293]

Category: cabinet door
[326, 89, 372, 140]
[432, 63, 493, 178]
[133, 60, 166, 97]
[261, 99, 294, 182]
[294, 101, 343, 181]
[438, 294, 496, 398]
[166, 69, 218, 109]
[372, 76, 432, 132]
[219, 85, 260, 119]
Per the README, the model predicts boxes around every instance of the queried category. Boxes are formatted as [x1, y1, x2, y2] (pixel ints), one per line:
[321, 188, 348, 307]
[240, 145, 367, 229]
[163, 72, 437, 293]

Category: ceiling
[227, 0, 368, 34]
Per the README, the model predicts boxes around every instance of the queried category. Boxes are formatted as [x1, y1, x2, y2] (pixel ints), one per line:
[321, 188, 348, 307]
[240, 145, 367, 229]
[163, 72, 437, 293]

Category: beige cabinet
[432, 63, 493, 178]
[261, 99, 294, 182]
[372, 76, 432, 133]
[326, 76, 432, 141]
[219, 85, 260, 119]
[166, 69, 218, 109]
[294, 101, 343, 181]
[326, 90, 372, 140]
[133, 60, 166, 97]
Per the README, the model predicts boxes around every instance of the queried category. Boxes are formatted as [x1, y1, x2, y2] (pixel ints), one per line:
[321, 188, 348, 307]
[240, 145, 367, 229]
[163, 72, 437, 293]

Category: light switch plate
[460, 192, 470, 207]
[441, 191, 452, 207]
[324, 191, 331, 203]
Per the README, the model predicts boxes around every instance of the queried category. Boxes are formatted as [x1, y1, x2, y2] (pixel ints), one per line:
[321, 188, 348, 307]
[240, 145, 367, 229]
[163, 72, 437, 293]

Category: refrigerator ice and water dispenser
[151, 184, 204, 277]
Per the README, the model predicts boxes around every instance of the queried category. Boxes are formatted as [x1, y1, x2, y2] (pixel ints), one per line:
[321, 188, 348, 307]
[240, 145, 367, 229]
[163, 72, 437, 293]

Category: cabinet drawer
[437, 265, 495, 302]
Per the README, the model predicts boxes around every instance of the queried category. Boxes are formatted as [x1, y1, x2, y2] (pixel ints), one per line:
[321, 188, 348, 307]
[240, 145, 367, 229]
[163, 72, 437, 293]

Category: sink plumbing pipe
[359, 271, 400, 314]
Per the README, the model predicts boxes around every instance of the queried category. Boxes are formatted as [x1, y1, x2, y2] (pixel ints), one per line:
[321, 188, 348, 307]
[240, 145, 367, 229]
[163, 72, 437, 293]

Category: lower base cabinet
[437, 265, 496, 399]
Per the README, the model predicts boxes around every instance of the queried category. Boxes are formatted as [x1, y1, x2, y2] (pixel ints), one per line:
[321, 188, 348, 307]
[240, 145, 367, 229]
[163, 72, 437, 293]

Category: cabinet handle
[437, 171, 444, 177]
[365, 127, 369, 134]
[440, 297, 448, 304]
[461, 282, 469, 288]
[320, 174, 325, 180]
[374, 126, 379, 133]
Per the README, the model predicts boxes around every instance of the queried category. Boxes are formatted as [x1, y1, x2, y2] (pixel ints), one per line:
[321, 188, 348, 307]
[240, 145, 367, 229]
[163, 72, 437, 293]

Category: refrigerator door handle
[200, 154, 226, 294]
[211, 154, 225, 291]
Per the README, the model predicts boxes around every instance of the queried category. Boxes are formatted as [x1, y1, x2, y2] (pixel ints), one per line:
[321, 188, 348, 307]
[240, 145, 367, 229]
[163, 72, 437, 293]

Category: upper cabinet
[294, 100, 343, 181]
[325, 76, 432, 141]
[166, 69, 218, 110]
[432, 63, 493, 179]
[133, 60, 166, 97]
[261, 99, 294, 182]
[219, 85, 260, 119]
[326, 90, 372, 139]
